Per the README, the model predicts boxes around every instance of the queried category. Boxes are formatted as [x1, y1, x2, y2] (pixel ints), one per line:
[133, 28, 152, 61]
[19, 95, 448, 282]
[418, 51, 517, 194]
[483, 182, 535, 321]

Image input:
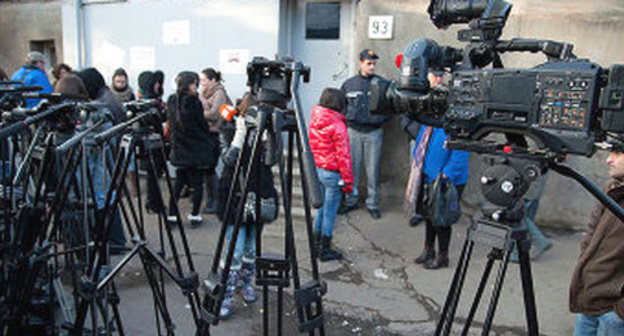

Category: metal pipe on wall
[75, 0, 83, 69]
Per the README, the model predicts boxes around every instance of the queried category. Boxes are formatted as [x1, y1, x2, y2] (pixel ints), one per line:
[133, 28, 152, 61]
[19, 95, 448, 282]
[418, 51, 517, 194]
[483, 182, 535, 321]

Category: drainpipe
[76, 0, 83, 69]
[348, 0, 359, 76]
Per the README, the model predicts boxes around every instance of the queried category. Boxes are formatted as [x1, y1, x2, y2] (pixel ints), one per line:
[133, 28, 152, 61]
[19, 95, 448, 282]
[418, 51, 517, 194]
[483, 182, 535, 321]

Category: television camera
[385, 0, 624, 157]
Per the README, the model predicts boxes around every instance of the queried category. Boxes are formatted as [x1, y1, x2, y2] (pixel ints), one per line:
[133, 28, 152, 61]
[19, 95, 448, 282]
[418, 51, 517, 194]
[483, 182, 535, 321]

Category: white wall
[62, 0, 281, 102]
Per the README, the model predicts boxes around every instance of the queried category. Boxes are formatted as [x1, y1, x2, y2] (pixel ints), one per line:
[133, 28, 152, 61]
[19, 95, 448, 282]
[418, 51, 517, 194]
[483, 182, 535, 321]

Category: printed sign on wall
[368, 15, 394, 40]
[130, 46, 155, 71]
[163, 20, 190, 45]
[219, 49, 250, 74]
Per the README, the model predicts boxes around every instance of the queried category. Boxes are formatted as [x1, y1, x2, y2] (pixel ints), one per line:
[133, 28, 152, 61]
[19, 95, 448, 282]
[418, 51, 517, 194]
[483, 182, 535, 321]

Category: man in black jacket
[339, 49, 390, 219]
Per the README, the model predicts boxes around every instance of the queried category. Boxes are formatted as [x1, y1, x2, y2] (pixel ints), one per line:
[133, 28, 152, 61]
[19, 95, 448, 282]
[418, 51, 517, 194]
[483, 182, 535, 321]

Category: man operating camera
[569, 135, 624, 335]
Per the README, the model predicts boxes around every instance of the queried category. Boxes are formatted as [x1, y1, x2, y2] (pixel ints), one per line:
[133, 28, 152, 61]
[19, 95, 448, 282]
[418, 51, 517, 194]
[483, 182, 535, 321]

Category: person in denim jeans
[569, 135, 624, 335]
[309, 88, 355, 261]
[339, 49, 391, 220]
[216, 93, 278, 319]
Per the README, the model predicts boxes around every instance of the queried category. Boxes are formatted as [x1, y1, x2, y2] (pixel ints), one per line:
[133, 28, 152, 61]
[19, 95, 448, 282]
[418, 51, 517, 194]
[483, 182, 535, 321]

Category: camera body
[246, 57, 310, 107]
[384, 0, 624, 157]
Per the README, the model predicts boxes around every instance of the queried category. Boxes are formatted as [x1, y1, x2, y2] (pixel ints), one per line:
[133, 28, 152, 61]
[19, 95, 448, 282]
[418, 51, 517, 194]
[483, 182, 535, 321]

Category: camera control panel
[536, 72, 597, 131]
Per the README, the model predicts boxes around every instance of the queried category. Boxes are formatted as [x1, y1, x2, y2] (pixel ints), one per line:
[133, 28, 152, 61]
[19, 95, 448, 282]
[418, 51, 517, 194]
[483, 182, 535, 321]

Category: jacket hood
[77, 68, 106, 100]
[310, 104, 345, 128]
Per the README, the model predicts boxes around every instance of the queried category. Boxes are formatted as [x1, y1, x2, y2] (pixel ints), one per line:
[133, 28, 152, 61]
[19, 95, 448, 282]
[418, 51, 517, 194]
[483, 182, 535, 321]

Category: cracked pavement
[102, 184, 580, 335]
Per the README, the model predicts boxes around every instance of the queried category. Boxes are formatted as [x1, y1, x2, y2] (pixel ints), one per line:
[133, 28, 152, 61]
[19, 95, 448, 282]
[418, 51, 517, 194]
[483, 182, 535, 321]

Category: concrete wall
[62, 0, 281, 101]
[0, 1, 63, 78]
[354, 0, 624, 230]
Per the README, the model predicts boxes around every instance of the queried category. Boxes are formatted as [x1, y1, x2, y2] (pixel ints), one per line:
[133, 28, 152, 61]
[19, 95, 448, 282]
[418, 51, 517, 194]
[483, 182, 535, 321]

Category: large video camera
[386, 0, 624, 157]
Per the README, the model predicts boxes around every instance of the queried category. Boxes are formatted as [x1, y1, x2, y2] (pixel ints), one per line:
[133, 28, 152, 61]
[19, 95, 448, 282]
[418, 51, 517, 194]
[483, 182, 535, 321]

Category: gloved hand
[342, 183, 353, 194]
[231, 116, 246, 149]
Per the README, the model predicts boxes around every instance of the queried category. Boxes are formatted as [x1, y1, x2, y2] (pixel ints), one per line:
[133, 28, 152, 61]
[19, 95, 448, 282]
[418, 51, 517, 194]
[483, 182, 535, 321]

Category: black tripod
[70, 106, 208, 336]
[435, 153, 542, 336]
[201, 59, 327, 335]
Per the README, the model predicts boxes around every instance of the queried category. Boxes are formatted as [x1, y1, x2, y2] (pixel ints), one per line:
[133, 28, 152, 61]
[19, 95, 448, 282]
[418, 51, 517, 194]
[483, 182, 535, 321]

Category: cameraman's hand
[231, 116, 246, 149]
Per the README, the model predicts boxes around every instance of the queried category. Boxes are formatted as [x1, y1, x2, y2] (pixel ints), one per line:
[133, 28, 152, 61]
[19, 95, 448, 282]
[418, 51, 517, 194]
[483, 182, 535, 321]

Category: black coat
[166, 94, 217, 169]
[340, 73, 391, 132]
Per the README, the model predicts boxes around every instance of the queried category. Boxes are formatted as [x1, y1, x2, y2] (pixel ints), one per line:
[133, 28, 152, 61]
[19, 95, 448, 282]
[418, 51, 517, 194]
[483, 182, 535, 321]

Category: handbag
[427, 174, 462, 227]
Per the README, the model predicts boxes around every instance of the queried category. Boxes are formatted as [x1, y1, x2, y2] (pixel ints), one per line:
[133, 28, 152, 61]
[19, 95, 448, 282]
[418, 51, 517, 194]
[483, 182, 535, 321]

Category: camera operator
[216, 92, 278, 319]
[569, 136, 624, 335]
[399, 68, 469, 270]
[338, 48, 391, 219]
[10, 51, 53, 107]
[135, 70, 167, 214]
[76, 67, 128, 253]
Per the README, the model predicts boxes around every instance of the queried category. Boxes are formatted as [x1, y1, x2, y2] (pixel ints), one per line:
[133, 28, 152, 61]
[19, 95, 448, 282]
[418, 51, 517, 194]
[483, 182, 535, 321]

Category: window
[29, 39, 57, 66]
[305, 2, 340, 40]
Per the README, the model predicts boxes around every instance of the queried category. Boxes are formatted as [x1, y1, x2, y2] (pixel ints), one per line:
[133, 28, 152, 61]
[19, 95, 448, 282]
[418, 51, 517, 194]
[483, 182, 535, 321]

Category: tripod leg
[517, 236, 539, 336]
[461, 250, 497, 336]
[480, 246, 512, 336]
[436, 236, 474, 336]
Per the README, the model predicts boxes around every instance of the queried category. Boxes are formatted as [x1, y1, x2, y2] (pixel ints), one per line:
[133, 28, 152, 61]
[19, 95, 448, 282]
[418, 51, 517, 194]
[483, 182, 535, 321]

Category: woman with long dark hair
[199, 68, 232, 214]
[166, 72, 218, 227]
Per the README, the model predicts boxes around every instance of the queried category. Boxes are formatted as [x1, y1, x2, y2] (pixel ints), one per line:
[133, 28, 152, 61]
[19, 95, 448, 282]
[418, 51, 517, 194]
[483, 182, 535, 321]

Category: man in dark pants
[569, 134, 624, 335]
[338, 49, 391, 219]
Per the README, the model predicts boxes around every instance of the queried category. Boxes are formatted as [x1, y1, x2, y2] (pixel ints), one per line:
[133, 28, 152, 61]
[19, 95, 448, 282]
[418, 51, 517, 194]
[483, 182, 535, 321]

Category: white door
[282, 0, 355, 121]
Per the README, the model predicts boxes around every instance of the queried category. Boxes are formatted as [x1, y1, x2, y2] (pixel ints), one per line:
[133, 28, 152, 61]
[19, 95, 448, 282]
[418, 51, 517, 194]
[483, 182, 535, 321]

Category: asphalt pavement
[101, 182, 582, 336]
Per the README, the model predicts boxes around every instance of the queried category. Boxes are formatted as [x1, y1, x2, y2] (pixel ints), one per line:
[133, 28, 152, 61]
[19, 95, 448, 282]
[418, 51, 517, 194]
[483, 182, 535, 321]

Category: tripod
[201, 59, 327, 335]
[435, 154, 541, 336]
[70, 110, 208, 336]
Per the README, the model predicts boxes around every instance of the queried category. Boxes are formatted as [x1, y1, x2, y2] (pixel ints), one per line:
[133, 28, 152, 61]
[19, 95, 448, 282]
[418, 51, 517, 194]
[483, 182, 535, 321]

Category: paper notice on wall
[130, 47, 155, 71]
[219, 49, 250, 74]
[94, 41, 125, 70]
[163, 20, 190, 45]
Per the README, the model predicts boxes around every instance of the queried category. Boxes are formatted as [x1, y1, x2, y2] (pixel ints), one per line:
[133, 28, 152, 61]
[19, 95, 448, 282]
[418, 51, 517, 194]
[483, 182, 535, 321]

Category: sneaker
[530, 240, 552, 260]
[337, 203, 358, 215]
[167, 215, 178, 225]
[367, 208, 381, 220]
[187, 214, 203, 228]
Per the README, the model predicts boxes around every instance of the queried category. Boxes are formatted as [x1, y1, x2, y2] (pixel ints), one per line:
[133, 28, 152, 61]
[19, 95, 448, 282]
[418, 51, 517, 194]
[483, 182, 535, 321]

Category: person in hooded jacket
[111, 68, 135, 103]
[136, 70, 168, 213]
[309, 88, 355, 262]
[166, 71, 218, 227]
[76, 68, 128, 253]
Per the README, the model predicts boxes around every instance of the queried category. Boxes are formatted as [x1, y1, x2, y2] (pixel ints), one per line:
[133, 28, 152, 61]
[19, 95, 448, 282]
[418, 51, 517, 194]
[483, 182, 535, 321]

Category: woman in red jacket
[309, 88, 355, 261]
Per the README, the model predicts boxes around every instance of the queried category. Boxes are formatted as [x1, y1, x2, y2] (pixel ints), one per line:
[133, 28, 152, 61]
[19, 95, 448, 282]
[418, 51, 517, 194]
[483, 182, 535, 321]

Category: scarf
[404, 126, 433, 217]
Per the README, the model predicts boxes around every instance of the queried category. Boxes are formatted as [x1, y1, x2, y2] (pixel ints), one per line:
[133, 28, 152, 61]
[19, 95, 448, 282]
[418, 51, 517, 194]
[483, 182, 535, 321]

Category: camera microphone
[219, 104, 238, 121]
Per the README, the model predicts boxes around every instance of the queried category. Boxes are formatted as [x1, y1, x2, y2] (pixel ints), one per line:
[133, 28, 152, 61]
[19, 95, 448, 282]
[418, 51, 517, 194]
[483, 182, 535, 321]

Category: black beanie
[77, 67, 106, 100]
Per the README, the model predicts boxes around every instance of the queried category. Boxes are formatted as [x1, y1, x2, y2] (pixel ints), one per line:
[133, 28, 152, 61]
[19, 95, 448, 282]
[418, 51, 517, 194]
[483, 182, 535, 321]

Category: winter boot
[414, 245, 435, 264]
[239, 261, 257, 303]
[219, 268, 239, 319]
[424, 250, 449, 270]
[319, 236, 343, 262]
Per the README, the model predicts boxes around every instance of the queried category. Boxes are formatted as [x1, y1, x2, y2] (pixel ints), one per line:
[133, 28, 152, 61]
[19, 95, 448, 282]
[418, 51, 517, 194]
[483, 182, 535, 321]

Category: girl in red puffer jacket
[309, 88, 355, 261]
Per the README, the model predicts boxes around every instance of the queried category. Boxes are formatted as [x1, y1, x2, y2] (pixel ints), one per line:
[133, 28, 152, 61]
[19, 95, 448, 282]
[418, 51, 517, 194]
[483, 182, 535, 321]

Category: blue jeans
[574, 311, 624, 336]
[314, 168, 342, 237]
[224, 224, 256, 270]
[344, 127, 383, 210]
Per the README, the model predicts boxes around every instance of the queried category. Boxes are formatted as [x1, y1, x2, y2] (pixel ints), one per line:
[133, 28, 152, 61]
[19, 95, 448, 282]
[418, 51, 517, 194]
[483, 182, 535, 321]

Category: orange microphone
[219, 104, 238, 121]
